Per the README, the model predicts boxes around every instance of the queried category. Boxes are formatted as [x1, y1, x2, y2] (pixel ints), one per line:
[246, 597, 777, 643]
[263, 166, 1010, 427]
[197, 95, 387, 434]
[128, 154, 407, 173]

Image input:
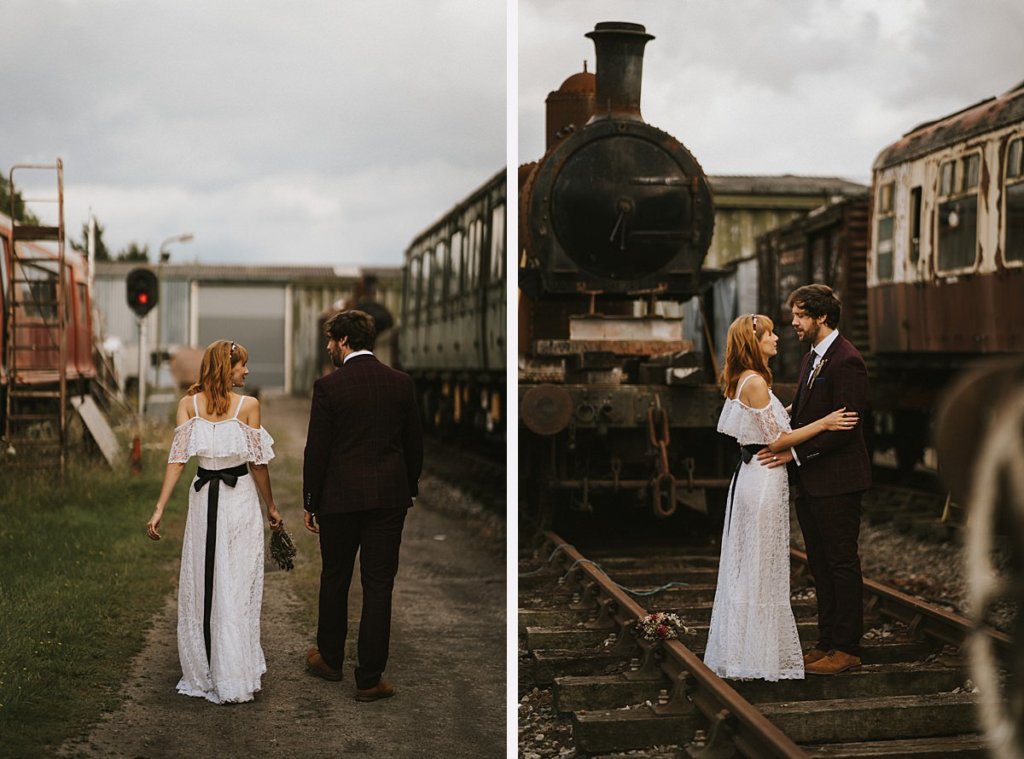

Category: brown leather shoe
[355, 680, 395, 702]
[805, 650, 861, 675]
[802, 647, 829, 666]
[306, 647, 344, 682]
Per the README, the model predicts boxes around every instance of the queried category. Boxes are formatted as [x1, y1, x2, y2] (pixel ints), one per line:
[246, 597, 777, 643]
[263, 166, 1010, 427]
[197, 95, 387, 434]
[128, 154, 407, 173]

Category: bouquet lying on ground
[635, 612, 694, 642]
[270, 526, 297, 571]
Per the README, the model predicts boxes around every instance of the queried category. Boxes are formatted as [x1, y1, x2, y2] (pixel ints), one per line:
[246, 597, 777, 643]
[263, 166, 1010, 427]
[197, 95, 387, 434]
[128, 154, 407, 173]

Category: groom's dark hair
[325, 309, 377, 351]
[788, 284, 841, 328]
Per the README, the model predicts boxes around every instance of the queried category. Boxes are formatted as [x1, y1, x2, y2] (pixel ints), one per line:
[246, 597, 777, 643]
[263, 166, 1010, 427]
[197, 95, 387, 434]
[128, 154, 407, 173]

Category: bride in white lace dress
[146, 340, 284, 704]
[704, 314, 857, 681]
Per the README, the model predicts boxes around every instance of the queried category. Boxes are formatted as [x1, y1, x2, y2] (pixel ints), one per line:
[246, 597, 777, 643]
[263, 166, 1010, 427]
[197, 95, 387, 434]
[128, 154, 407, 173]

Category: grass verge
[0, 446, 194, 755]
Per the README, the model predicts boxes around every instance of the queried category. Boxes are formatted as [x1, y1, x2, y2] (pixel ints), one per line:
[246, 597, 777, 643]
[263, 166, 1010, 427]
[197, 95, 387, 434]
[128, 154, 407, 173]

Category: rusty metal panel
[871, 272, 1024, 354]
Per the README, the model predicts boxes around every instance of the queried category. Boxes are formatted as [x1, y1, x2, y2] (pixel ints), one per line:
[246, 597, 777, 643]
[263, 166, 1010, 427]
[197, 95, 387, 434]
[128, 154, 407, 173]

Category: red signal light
[138, 293, 149, 304]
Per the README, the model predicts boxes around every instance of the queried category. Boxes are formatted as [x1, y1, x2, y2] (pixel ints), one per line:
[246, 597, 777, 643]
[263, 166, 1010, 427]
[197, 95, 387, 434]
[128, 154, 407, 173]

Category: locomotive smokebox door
[524, 21, 714, 298]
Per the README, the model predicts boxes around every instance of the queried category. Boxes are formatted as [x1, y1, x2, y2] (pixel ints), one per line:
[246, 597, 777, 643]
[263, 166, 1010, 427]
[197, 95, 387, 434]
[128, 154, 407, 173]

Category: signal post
[126, 267, 158, 471]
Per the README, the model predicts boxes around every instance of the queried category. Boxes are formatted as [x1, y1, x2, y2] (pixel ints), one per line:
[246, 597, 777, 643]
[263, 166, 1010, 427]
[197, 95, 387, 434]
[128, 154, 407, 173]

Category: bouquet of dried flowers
[270, 526, 297, 571]
[634, 612, 693, 642]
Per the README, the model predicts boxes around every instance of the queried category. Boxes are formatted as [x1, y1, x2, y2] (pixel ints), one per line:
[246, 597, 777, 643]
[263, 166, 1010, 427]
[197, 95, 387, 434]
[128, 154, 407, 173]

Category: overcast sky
[1, 0, 505, 267]
[519, 1, 1023, 183]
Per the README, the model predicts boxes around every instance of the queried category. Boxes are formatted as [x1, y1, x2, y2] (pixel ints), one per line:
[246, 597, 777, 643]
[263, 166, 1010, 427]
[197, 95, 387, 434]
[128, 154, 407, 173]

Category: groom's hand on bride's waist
[757, 448, 793, 468]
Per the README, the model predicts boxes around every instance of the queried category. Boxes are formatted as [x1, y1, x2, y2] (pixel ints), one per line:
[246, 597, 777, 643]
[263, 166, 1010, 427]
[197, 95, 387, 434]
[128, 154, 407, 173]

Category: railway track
[422, 435, 505, 511]
[520, 531, 1012, 757]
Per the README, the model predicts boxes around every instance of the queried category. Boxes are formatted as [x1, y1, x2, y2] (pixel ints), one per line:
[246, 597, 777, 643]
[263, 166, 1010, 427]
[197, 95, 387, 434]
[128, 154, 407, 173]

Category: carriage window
[433, 242, 446, 303]
[875, 182, 895, 281]
[421, 249, 433, 309]
[962, 153, 980, 189]
[1009, 138, 1023, 179]
[878, 182, 894, 213]
[876, 217, 894, 281]
[909, 186, 922, 264]
[937, 156, 979, 272]
[449, 230, 463, 296]
[489, 204, 505, 283]
[467, 218, 481, 289]
[940, 161, 955, 196]
[409, 255, 421, 323]
[1006, 138, 1024, 263]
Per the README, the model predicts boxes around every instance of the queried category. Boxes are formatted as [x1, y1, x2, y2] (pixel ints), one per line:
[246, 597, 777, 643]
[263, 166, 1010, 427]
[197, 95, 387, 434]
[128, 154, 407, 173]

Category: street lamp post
[155, 233, 194, 388]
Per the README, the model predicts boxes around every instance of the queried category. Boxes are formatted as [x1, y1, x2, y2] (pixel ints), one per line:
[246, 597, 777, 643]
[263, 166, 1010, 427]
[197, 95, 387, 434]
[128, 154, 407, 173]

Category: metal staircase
[4, 160, 68, 476]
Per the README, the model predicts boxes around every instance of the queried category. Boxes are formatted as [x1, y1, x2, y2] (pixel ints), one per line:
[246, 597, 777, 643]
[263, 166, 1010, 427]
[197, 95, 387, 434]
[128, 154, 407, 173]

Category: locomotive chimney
[585, 21, 654, 123]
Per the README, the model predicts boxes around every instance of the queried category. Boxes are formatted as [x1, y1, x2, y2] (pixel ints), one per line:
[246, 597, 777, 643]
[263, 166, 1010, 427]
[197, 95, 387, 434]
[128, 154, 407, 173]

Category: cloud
[519, 0, 1019, 180]
[1, 0, 505, 264]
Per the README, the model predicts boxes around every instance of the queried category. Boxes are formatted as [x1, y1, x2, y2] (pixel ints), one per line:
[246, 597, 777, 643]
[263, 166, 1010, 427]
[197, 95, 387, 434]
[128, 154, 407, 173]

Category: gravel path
[61, 395, 506, 759]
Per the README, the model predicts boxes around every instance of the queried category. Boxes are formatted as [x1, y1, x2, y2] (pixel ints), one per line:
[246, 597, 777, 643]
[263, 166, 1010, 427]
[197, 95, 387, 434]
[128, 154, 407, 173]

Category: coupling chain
[647, 399, 677, 519]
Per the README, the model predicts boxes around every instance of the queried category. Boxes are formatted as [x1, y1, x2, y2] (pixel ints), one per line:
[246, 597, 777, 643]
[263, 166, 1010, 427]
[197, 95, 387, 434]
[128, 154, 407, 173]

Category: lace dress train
[167, 396, 276, 703]
[703, 380, 804, 681]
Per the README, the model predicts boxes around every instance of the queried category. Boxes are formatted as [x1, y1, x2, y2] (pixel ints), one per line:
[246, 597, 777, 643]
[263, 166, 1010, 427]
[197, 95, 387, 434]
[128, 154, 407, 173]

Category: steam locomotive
[519, 22, 729, 529]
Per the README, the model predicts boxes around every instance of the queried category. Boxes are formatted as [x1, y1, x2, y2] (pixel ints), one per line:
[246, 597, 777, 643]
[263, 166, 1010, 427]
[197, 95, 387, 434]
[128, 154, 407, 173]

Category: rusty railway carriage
[867, 80, 1024, 466]
[519, 22, 733, 529]
[1, 212, 95, 422]
[398, 168, 506, 445]
[757, 81, 1024, 472]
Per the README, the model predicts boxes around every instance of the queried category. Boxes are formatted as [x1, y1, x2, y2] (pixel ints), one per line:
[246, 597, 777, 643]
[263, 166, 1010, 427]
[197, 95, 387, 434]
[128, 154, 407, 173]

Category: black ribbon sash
[725, 445, 766, 536]
[193, 463, 249, 665]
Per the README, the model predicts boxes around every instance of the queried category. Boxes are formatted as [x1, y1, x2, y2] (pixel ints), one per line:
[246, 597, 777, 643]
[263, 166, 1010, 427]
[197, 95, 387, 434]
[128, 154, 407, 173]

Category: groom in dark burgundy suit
[302, 309, 423, 701]
[759, 284, 871, 675]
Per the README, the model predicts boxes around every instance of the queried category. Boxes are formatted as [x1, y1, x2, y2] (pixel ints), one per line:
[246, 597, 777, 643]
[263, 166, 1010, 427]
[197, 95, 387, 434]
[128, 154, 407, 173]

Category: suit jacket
[303, 354, 423, 514]
[788, 333, 871, 498]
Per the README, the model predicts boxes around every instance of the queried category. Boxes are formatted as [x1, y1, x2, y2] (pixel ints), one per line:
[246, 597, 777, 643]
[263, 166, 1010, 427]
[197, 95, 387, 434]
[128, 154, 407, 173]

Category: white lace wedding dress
[703, 374, 804, 681]
[168, 394, 275, 703]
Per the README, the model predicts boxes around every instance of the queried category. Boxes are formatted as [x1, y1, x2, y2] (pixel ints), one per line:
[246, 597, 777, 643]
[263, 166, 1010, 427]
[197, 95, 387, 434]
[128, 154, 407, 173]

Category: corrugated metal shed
[93, 262, 402, 395]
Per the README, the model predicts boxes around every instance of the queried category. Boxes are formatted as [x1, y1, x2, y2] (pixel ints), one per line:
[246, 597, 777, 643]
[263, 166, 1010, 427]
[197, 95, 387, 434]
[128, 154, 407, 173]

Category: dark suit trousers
[316, 507, 408, 689]
[794, 490, 865, 657]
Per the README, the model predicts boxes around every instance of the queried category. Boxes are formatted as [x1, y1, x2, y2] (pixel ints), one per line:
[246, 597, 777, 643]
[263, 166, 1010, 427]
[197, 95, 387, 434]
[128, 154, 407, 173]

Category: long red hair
[720, 314, 773, 399]
[187, 339, 249, 416]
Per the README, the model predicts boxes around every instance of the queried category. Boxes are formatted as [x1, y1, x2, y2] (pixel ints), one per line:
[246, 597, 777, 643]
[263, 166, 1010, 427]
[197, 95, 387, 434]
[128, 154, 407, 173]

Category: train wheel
[964, 385, 1024, 759]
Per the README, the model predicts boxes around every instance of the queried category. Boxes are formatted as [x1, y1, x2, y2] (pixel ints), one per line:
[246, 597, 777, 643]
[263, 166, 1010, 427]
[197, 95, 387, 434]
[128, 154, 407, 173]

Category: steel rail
[543, 530, 808, 759]
[791, 548, 1013, 657]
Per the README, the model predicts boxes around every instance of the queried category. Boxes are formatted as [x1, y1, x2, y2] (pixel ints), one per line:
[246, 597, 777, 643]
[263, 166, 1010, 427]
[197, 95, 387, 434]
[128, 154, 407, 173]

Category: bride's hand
[267, 505, 284, 532]
[822, 407, 858, 431]
[146, 509, 163, 541]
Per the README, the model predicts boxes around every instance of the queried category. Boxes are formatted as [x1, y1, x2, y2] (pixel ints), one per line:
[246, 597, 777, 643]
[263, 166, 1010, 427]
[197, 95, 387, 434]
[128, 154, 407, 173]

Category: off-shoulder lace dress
[168, 394, 275, 704]
[703, 374, 804, 681]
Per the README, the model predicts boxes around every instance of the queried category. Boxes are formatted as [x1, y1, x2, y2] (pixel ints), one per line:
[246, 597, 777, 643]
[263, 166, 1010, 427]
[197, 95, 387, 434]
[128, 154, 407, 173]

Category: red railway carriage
[1, 212, 95, 390]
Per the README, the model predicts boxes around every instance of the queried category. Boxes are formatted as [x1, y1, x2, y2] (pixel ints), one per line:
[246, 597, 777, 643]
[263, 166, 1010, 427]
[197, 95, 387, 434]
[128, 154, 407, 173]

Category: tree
[70, 219, 113, 261]
[117, 242, 150, 262]
[0, 172, 41, 224]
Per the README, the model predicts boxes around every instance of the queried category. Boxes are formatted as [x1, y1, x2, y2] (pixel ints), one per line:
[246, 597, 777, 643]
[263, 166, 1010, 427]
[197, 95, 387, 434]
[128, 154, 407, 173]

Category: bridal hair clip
[752, 314, 758, 332]
[230, 341, 237, 354]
